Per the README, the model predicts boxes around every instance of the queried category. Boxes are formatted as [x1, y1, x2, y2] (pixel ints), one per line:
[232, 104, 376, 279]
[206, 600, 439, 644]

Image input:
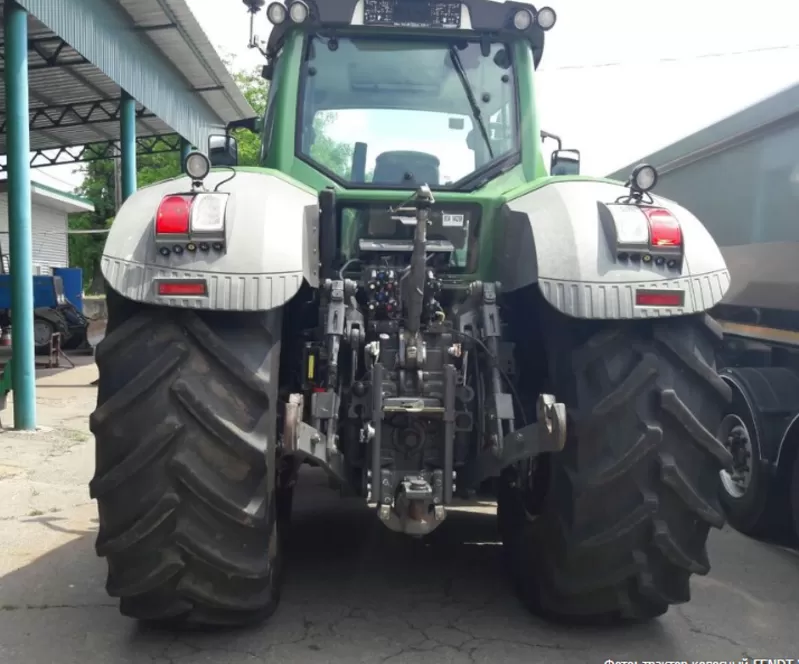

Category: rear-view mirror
[550, 149, 580, 176]
[209, 134, 239, 167]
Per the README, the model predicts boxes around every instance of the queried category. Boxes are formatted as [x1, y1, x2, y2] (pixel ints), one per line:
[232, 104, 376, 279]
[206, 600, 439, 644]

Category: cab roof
[263, 0, 548, 68]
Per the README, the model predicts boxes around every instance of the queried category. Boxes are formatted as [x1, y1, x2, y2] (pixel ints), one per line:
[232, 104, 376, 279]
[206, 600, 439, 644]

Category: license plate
[442, 213, 465, 227]
[363, 0, 462, 28]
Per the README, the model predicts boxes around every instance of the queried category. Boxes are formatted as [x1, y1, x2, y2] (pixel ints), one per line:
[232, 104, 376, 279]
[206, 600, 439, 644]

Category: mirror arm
[540, 130, 562, 152]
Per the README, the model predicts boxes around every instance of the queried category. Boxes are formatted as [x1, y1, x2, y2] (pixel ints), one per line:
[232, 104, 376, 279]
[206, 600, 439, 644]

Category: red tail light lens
[642, 207, 682, 248]
[635, 289, 685, 307]
[155, 195, 192, 234]
[157, 280, 208, 296]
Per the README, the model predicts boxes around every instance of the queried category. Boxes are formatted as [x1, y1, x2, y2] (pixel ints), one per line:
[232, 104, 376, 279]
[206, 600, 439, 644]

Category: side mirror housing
[209, 134, 238, 167]
[226, 116, 261, 133]
[550, 148, 580, 176]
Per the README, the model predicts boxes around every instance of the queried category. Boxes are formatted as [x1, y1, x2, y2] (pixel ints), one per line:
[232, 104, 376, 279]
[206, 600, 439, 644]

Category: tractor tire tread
[502, 314, 731, 623]
[90, 302, 282, 627]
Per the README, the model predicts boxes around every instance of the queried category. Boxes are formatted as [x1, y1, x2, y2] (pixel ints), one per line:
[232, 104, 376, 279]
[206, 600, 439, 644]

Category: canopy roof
[0, 0, 256, 157]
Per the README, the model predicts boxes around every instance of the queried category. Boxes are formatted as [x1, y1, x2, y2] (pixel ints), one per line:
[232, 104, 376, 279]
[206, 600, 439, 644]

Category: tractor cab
[240, 0, 557, 192]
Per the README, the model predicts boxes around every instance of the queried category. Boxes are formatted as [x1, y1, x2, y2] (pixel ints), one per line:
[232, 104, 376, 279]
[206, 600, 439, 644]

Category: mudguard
[494, 179, 731, 319]
[101, 170, 319, 311]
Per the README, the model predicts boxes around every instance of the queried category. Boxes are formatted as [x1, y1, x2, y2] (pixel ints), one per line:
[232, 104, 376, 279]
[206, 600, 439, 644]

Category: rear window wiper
[448, 46, 494, 160]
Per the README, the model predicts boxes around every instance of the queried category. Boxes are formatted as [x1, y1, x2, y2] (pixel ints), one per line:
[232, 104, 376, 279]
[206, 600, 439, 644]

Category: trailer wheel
[498, 313, 732, 622]
[715, 381, 785, 537]
[33, 310, 68, 355]
[89, 286, 285, 627]
[33, 316, 55, 355]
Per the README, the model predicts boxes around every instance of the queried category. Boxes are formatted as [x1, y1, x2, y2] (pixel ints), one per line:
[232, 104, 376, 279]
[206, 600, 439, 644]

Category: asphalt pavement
[1, 364, 798, 664]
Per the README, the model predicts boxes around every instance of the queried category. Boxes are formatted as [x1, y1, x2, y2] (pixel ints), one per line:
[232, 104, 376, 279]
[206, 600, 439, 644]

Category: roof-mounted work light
[536, 6, 557, 30]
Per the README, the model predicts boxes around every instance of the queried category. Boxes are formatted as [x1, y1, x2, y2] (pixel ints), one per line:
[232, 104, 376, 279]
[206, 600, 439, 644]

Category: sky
[29, 0, 799, 191]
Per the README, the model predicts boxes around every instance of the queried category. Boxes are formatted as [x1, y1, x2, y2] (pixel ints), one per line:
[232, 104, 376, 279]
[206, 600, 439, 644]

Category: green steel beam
[4, 0, 37, 430]
[0, 134, 183, 172]
[120, 89, 137, 201]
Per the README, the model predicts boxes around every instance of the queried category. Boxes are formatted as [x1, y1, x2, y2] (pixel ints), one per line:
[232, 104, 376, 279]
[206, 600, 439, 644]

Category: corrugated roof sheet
[0, 0, 255, 155]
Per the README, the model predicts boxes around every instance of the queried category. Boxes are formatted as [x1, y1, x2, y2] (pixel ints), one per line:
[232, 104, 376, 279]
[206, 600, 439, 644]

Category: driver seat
[372, 151, 440, 186]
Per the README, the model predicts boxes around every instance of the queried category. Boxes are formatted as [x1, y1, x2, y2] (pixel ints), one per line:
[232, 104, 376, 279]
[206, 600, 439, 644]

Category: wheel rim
[33, 319, 54, 347]
[717, 413, 754, 499]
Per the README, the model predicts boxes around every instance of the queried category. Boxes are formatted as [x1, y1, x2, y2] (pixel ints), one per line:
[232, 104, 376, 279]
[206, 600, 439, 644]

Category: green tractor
[90, 0, 735, 627]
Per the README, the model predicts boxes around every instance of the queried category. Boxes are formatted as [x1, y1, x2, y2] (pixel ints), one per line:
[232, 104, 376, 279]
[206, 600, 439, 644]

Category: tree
[230, 66, 267, 166]
[68, 159, 115, 293]
[310, 112, 354, 179]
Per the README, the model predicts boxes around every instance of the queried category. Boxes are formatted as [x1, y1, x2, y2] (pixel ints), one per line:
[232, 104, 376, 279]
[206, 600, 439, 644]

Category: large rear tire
[89, 287, 285, 627]
[498, 313, 733, 622]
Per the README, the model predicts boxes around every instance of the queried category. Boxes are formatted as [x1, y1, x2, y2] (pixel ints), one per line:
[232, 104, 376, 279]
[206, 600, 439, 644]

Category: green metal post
[180, 137, 192, 171]
[120, 90, 137, 201]
[4, 0, 37, 430]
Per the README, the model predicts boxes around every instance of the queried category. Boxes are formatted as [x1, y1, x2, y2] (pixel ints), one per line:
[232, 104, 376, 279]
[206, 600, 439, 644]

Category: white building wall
[0, 193, 69, 275]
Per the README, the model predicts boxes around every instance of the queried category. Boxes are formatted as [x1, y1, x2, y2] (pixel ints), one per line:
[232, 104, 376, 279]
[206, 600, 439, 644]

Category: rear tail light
[154, 193, 228, 238]
[642, 207, 682, 247]
[155, 195, 192, 234]
[156, 279, 208, 297]
[600, 202, 683, 267]
[635, 289, 685, 307]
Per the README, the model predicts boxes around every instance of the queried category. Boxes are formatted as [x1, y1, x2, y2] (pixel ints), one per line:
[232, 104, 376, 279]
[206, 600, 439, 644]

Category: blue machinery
[0, 271, 90, 355]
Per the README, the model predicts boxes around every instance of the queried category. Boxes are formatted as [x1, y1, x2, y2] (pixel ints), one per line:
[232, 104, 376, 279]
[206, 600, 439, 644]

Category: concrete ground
[1, 363, 798, 664]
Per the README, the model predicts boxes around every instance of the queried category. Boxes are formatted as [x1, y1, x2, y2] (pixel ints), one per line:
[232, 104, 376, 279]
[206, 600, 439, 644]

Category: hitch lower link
[500, 393, 567, 463]
[457, 392, 567, 490]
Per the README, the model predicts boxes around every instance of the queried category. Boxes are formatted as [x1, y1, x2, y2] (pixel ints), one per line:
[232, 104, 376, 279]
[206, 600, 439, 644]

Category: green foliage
[310, 112, 354, 178]
[231, 67, 267, 167]
[137, 148, 182, 189]
[67, 159, 115, 292]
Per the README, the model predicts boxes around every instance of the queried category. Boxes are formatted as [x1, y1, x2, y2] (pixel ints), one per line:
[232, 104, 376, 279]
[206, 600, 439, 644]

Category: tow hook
[377, 475, 447, 537]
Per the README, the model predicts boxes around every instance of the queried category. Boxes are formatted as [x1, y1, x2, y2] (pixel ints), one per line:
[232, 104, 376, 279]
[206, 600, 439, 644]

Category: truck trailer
[608, 82, 799, 542]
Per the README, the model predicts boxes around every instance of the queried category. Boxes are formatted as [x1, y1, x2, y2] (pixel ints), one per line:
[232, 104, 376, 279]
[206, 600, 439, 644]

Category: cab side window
[488, 101, 514, 155]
